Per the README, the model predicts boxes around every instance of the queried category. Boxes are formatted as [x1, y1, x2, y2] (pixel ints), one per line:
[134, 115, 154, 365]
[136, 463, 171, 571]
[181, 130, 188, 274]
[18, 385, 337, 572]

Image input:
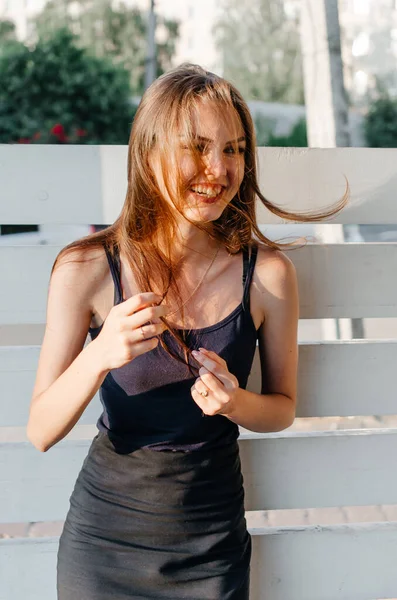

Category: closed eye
[180, 143, 209, 154]
[224, 145, 245, 155]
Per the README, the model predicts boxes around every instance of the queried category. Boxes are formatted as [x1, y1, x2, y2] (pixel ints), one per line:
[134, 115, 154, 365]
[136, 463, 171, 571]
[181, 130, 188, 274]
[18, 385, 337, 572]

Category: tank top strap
[242, 243, 258, 312]
[103, 243, 123, 305]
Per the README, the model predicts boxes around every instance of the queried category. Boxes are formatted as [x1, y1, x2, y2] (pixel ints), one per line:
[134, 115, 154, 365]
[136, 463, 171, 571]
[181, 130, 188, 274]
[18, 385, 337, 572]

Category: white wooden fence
[1, 145, 397, 600]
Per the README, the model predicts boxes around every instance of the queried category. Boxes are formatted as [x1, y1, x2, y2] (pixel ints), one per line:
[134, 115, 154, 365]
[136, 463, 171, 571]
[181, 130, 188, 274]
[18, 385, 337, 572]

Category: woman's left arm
[191, 250, 299, 433]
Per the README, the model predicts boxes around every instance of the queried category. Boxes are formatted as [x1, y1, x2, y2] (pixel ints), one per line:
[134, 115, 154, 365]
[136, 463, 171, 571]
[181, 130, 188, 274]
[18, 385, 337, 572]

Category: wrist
[222, 387, 243, 420]
[86, 337, 110, 378]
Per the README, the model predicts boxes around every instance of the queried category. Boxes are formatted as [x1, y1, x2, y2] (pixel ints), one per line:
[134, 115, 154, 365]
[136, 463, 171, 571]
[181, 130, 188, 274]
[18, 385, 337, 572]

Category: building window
[352, 32, 370, 56]
[0, 225, 39, 235]
[353, 0, 371, 15]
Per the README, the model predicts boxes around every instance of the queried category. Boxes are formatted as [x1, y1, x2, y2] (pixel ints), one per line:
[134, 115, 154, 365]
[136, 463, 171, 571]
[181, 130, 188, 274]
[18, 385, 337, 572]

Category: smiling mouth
[189, 184, 224, 201]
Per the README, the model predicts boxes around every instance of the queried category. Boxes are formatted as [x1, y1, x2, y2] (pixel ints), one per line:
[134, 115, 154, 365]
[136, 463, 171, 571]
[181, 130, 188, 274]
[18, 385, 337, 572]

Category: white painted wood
[0, 537, 58, 600]
[295, 341, 397, 417]
[2, 145, 397, 224]
[98, 145, 128, 224]
[0, 145, 103, 225]
[1, 243, 397, 324]
[250, 521, 397, 600]
[0, 246, 59, 326]
[258, 146, 397, 224]
[248, 340, 397, 417]
[0, 346, 102, 427]
[239, 429, 397, 511]
[1, 429, 397, 523]
[3, 341, 397, 426]
[2, 522, 397, 600]
[290, 243, 397, 318]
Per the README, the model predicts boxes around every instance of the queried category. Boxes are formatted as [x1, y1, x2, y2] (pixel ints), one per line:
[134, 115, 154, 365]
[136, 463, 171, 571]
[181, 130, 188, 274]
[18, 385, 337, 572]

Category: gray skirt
[57, 432, 251, 599]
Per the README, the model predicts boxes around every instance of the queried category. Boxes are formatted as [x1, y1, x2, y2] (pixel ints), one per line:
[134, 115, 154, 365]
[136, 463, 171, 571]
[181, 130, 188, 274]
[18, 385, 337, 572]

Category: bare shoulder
[47, 243, 111, 336]
[248, 243, 299, 331]
[52, 244, 108, 294]
[253, 243, 297, 296]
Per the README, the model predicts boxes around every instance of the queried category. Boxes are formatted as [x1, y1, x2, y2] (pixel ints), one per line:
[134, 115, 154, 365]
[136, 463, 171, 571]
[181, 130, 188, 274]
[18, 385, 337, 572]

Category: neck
[157, 222, 220, 262]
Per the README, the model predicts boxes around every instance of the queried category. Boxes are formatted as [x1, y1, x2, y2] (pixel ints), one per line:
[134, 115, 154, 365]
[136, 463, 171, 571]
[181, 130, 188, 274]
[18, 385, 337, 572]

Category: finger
[193, 377, 211, 398]
[198, 348, 226, 367]
[197, 367, 225, 394]
[192, 351, 231, 387]
[121, 293, 163, 316]
[190, 385, 211, 415]
[198, 368, 233, 400]
[128, 304, 169, 329]
[131, 321, 166, 342]
[131, 337, 160, 356]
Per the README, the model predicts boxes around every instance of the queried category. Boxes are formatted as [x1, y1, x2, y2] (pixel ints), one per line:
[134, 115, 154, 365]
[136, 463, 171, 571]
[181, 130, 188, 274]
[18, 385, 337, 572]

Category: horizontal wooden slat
[296, 340, 397, 417]
[2, 522, 397, 600]
[257, 146, 397, 225]
[0, 145, 104, 225]
[2, 146, 397, 224]
[250, 521, 397, 600]
[0, 537, 58, 600]
[291, 243, 397, 318]
[0, 346, 102, 427]
[3, 340, 397, 427]
[239, 429, 397, 511]
[1, 243, 397, 324]
[1, 429, 397, 523]
[251, 340, 397, 418]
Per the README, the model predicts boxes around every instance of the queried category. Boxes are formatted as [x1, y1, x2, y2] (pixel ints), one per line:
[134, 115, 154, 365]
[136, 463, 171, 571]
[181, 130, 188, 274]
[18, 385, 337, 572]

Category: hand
[94, 292, 168, 371]
[190, 348, 239, 416]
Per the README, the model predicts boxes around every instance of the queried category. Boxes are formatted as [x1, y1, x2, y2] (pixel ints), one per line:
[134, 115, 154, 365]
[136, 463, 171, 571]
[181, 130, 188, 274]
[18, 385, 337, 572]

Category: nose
[203, 150, 227, 180]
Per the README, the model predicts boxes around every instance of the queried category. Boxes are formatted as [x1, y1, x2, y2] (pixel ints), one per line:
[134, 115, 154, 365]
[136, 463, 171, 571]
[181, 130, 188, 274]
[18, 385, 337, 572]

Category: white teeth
[191, 185, 222, 197]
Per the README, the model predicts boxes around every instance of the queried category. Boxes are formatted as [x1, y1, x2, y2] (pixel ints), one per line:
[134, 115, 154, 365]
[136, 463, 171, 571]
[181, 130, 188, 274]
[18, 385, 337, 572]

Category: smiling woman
[149, 102, 246, 228]
[26, 63, 348, 600]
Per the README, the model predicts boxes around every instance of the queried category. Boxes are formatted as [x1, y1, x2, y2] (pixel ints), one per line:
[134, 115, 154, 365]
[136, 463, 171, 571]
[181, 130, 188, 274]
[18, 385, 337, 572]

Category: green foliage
[32, 0, 179, 95]
[364, 96, 397, 148]
[0, 19, 17, 45]
[215, 0, 304, 104]
[0, 28, 136, 144]
[254, 115, 307, 147]
[253, 115, 275, 146]
[267, 118, 307, 147]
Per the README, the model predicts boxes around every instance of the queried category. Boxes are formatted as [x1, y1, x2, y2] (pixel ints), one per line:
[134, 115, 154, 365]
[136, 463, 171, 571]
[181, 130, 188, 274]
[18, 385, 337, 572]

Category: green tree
[364, 95, 397, 148]
[0, 28, 135, 144]
[0, 19, 17, 45]
[254, 114, 307, 147]
[32, 0, 179, 95]
[215, 0, 304, 104]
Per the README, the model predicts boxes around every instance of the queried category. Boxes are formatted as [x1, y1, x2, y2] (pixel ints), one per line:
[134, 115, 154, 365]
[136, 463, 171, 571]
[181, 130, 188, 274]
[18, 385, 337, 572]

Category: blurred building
[0, 0, 46, 39]
[0, 0, 223, 74]
[339, 0, 397, 105]
[3, 0, 397, 107]
[126, 0, 223, 74]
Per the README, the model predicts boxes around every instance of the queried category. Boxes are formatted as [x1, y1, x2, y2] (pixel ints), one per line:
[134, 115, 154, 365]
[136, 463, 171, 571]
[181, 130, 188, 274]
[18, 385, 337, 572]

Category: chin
[188, 205, 226, 223]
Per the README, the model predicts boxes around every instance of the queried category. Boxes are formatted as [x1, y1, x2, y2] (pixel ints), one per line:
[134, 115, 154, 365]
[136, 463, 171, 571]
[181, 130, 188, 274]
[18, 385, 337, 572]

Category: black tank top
[89, 243, 259, 451]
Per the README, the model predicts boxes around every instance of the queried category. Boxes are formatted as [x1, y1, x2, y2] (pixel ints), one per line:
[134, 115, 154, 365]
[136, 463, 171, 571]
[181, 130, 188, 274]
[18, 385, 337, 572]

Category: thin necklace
[167, 244, 221, 317]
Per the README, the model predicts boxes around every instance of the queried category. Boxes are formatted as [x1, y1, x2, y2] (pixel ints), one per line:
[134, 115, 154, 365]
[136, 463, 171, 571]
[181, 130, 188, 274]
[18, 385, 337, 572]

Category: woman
[27, 64, 346, 599]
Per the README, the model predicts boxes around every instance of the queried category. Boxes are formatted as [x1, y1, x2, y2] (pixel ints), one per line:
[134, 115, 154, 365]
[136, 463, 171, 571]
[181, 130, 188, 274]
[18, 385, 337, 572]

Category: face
[149, 101, 246, 224]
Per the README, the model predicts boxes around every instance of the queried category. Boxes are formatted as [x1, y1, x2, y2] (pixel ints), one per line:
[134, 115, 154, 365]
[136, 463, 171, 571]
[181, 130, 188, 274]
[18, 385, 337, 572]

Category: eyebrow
[195, 135, 246, 144]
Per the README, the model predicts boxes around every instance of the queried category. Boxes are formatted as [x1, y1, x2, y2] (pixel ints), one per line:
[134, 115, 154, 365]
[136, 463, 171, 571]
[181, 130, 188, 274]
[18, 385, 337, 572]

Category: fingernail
[199, 347, 208, 353]
[192, 350, 200, 358]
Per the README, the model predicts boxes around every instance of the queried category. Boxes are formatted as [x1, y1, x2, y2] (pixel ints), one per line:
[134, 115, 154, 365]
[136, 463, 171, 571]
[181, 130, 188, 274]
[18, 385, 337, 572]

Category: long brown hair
[53, 63, 348, 368]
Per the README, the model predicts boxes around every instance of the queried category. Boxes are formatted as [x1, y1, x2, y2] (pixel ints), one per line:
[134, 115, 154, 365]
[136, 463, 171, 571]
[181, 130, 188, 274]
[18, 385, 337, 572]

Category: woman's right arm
[27, 250, 167, 452]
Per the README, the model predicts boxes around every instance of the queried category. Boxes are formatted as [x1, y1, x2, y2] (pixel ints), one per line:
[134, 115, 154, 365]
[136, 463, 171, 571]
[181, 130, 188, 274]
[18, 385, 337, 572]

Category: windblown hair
[53, 63, 348, 367]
